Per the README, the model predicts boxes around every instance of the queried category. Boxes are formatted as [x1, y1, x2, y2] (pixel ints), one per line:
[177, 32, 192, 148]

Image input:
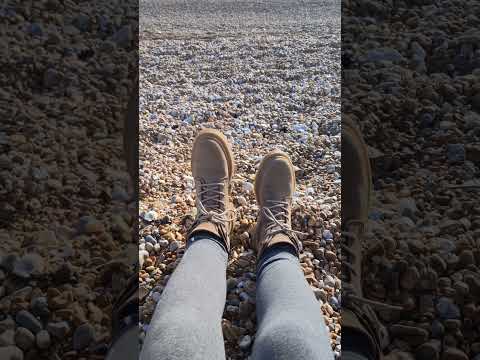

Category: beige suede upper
[188, 129, 235, 250]
[252, 151, 301, 257]
[341, 117, 372, 296]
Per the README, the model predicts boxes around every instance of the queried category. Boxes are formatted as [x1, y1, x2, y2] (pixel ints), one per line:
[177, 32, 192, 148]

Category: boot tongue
[191, 222, 220, 237]
[270, 233, 291, 243]
[201, 181, 223, 212]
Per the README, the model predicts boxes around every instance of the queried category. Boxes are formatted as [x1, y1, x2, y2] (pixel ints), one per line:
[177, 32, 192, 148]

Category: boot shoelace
[195, 180, 235, 226]
[262, 200, 306, 241]
[342, 220, 403, 311]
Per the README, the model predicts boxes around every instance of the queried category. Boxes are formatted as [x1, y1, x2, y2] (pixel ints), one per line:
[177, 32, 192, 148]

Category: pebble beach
[139, 0, 341, 358]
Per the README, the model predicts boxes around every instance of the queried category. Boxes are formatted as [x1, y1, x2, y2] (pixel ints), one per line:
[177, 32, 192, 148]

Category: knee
[253, 320, 331, 359]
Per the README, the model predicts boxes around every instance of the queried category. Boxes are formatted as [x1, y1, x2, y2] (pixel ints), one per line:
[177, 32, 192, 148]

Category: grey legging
[137, 233, 333, 360]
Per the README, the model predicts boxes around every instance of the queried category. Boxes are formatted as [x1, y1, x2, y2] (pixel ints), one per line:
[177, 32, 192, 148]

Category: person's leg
[251, 244, 334, 360]
[140, 233, 228, 360]
[106, 326, 138, 360]
[112, 129, 234, 360]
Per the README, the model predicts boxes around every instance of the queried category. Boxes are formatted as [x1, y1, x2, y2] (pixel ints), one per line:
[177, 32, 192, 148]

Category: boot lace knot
[262, 200, 306, 244]
[194, 179, 235, 227]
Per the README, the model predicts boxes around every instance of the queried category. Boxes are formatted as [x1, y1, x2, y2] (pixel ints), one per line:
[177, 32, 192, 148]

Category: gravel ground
[344, 0, 480, 359]
[138, 0, 341, 358]
[0, 1, 137, 359]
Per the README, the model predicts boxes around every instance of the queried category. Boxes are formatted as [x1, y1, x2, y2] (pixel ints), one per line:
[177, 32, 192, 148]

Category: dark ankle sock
[187, 230, 228, 253]
[257, 243, 298, 276]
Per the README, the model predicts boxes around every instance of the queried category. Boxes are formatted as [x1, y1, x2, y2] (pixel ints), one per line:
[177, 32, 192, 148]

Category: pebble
[323, 230, 333, 240]
[145, 242, 154, 253]
[73, 323, 95, 350]
[168, 241, 179, 252]
[47, 322, 70, 339]
[237, 196, 248, 207]
[143, 210, 158, 222]
[344, 0, 480, 357]
[442, 347, 468, 360]
[158, 239, 169, 248]
[238, 335, 252, 350]
[35, 330, 51, 349]
[112, 25, 133, 49]
[14, 328, 35, 351]
[389, 324, 428, 346]
[242, 182, 254, 193]
[31, 297, 49, 319]
[0, 329, 15, 346]
[416, 340, 441, 360]
[436, 297, 460, 319]
[0, 346, 24, 360]
[324, 275, 336, 288]
[447, 144, 466, 164]
[15, 311, 42, 334]
[145, 235, 157, 245]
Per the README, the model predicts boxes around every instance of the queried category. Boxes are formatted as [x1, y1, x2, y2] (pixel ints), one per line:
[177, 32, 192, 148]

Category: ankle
[257, 243, 298, 275]
[187, 230, 229, 253]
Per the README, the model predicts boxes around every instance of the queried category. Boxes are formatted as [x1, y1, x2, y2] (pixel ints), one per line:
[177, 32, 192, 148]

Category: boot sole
[193, 128, 235, 179]
[342, 117, 372, 210]
[254, 150, 296, 207]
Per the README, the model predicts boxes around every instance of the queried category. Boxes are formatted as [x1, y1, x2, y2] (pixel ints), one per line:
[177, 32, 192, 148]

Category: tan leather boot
[342, 117, 401, 359]
[252, 151, 302, 257]
[187, 129, 235, 251]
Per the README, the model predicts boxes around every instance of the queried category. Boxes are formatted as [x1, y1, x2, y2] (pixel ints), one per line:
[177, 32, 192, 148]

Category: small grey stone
[447, 144, 465, 163]
[47, 322, 70, 339]
[145, 235, 157, 245]
[1, 254, 19, 272]
[398, 198, 417, 220]
[0, 317, 15, 332]
[15, 311, 42, 334]
[239, 301, 253, 318]
[158, 239, 169, 248]
[226, 278, 238, 291]
[145, 242, 154, 253]
[436, 297, 460, 319]
[442, 347, 468, 360]
[112, 25, 132, 48]
[168, 241, 179, 252]
[366, 48, 404, 63]
[416, 340, 440, 360]
[324, 274, 336, 287]
[0, 346, 24, 360]
[14, 328, 35, 351]
[142, 210, 158, 222]
[242, 181, 254, 193]
[31, 297, 49, 318]
[465, 111, 480, 130]
[0, 329, 15, 346]
[238, 335, 252, 350]
[35, 330, 51, 349]
[389, 324, 428, 346]
[73, 323, 95, 350]
[26, 23, 43, 37]
[43, 68, 62, 89]
[72, 13, 91, 32]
